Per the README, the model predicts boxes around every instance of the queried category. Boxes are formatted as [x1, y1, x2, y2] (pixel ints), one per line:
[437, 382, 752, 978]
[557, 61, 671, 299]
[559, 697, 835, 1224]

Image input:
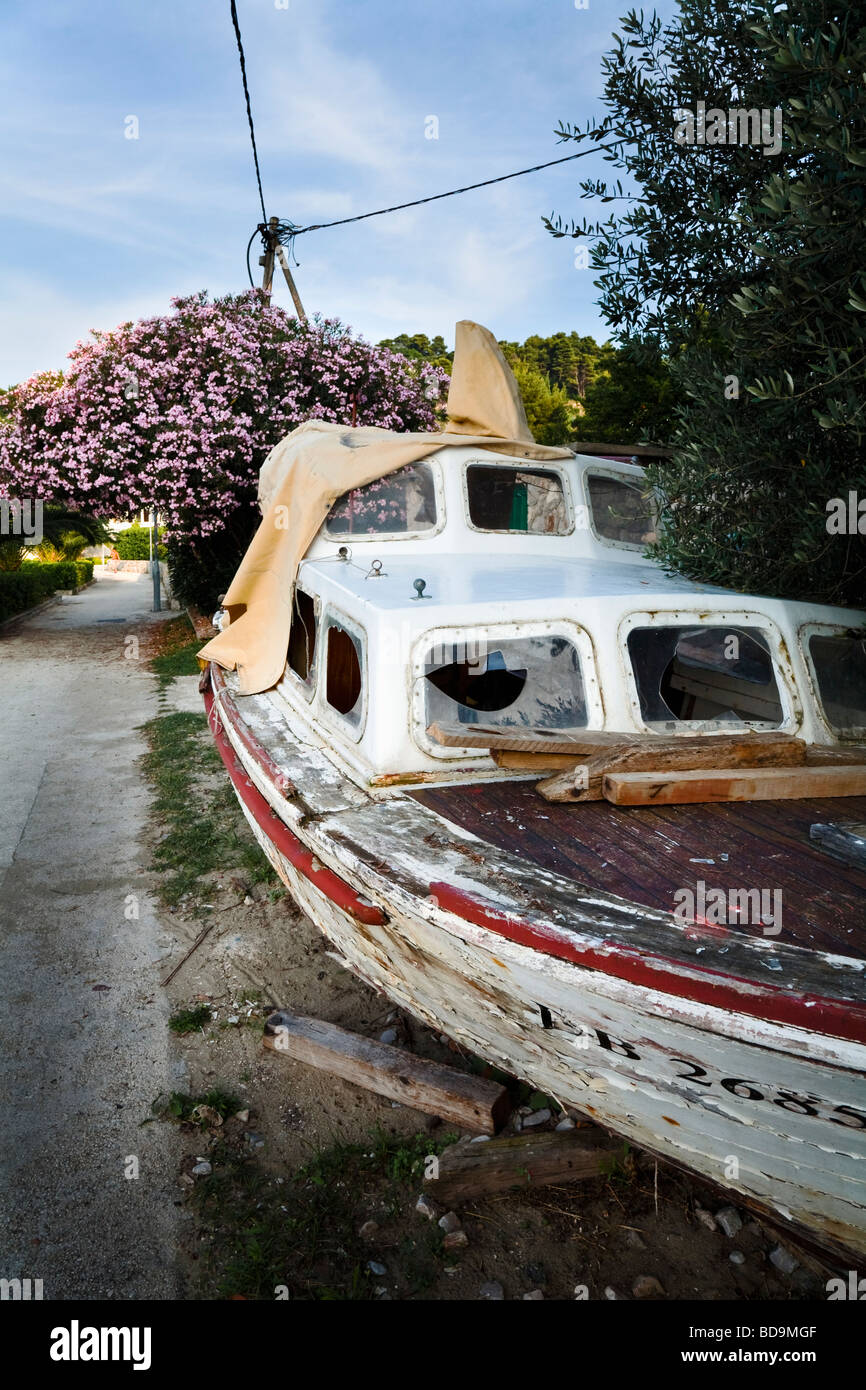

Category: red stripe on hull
[210, 663, 295, 795]
[204, 683, 386, 928]
[430, 881, 866, 1047]
[203, 664, 866, 1048]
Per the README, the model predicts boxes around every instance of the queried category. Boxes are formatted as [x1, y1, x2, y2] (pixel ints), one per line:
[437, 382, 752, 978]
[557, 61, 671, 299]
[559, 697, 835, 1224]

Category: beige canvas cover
[199, 321, 572, 695]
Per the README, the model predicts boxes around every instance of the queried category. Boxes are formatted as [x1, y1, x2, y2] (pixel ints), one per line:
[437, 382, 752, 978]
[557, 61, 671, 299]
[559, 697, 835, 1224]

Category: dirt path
[0, 574, 185, 1299]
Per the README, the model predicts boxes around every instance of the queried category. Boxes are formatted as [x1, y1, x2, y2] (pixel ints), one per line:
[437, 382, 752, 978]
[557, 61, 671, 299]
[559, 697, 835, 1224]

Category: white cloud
[258, 18, 413, 176]
[0, 277, 173, 386]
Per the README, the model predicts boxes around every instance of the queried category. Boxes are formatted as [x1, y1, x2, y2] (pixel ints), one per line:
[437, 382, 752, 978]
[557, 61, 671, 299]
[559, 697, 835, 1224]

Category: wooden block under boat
[263, 1009, 510, 1134]
[605, 764, 866, 806]
[424, 1129, 619, 1203]
[535, 733, 807, 802]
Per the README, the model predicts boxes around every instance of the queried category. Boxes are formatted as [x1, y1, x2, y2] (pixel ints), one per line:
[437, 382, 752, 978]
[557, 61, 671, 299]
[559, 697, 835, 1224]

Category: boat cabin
[269, 446, 866, 791]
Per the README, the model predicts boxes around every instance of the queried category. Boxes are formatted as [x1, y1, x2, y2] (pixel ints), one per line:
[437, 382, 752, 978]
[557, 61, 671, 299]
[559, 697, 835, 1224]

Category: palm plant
[0, 506, 110, 569]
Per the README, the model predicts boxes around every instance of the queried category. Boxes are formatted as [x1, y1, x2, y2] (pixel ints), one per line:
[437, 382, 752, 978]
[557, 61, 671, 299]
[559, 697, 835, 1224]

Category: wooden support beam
[604, 765, 866, 806]
[263, 1010, 511, 1134]
[492, 750, 581, 772]
[430, 722, 672, 756]
[537, 734, 806, 803]
[805, 744, 866, 766]
[423, 1129, 617, 1203]
[275, 244, 308, 323]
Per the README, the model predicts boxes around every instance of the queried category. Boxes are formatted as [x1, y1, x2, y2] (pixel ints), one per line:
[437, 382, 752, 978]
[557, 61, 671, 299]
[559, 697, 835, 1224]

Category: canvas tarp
[198, 321, 572, 695]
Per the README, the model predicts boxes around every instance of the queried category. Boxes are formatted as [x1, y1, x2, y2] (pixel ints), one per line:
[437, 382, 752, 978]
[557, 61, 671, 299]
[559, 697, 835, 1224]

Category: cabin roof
[299, 552, 748, 615]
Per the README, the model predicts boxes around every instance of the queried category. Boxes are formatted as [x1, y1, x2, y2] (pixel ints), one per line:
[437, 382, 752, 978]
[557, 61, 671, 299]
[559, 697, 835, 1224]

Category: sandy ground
[0, 574, 185, 1299]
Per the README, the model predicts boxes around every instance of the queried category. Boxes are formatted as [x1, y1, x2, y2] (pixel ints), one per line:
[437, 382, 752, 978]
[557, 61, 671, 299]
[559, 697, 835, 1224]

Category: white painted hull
[237, 791, 866, 1262]
[204, 665, 866, 1265]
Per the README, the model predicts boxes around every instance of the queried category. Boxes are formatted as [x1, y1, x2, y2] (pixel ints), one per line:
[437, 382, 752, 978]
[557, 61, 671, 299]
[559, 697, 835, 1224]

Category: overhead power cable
[230, 0, 268, 225]
[245, 142, 617, 285]
[290, 145, 620, 237]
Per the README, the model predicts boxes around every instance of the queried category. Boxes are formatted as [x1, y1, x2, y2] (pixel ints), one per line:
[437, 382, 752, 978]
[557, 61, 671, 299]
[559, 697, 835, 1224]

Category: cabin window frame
[322, 458, 445, 543]
[583, 466, 659, 553]
[283, 585, 320, 702]
[799, 621, 866, 741]
[461, 458, 576, 537]
[618, 609, 800, 736]
[319, 607, 368, 742]
[409, 619, 603, 760]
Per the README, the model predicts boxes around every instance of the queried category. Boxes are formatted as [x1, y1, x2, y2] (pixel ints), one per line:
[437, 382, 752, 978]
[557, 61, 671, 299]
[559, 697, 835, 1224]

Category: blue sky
[0, 0, 674, 386]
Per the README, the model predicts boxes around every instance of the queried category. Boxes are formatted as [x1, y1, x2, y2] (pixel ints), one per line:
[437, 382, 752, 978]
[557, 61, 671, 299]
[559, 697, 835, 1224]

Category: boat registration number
[591, 1027, 866, 1129]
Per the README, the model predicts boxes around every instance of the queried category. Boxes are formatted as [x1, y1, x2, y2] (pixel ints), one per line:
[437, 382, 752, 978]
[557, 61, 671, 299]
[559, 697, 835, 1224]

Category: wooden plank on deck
[805, 745, 866, 766]
[492, 750, 583, 771]
[537, 735, 806, 803]
[428, 722, 640, 755]
[263, 1010, 511, 1134]
[605, 765, 866, 806]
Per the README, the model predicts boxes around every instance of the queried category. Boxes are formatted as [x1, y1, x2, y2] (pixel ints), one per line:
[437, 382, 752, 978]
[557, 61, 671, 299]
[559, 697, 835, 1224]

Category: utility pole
[149, 507, 161, 613]
[275, 243, 308, 322]
[259, 215, 308, 322]
[259, 216, 277, 299]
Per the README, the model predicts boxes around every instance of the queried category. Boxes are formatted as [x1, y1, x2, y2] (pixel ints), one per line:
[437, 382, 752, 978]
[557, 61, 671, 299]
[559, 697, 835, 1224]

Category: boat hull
[206, 670, 866, 1266]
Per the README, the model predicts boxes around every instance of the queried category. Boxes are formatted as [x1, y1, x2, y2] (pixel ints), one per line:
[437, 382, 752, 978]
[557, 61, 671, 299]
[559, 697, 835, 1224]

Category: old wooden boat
[200, 324, 866, 1265]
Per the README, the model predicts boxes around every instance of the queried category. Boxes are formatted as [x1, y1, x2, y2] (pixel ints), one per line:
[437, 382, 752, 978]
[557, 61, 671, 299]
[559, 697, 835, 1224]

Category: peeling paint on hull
[207, 671, 866, 1263]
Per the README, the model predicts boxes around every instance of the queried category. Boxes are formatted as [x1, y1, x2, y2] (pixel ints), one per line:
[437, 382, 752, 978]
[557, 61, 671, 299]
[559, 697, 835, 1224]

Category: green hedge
[113, 524, 166, 561]
[32, 560, 93, 591]
[0, 560, 95, 622]
[0, 568, 58, 622]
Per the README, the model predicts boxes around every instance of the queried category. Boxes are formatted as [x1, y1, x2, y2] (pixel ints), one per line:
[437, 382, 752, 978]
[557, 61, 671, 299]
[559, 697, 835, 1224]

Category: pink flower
[0, 291, 449, 537]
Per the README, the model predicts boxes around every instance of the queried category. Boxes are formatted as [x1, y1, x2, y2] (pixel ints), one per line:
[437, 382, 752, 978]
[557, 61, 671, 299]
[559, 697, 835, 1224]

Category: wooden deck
[411, 782, 866, 960]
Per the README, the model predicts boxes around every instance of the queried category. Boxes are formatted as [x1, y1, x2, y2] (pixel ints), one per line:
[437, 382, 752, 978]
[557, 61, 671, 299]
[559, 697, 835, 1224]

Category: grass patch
[152, 638, 202, 687]
[155, 1087, 241, 1125]
[599, 1142, 637, 1186]
[190, 1127, 457, 1300]
[169, 1004, 213, 1035]
[140, 709, 277, 907]
[149, 615, 202, 687]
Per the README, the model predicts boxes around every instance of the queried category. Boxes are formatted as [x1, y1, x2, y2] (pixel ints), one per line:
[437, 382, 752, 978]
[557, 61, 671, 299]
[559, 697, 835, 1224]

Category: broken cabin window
[424, 635, 588, 729]
[287, 589, 317, 692]
[809, 631, 866, 733]
[325, 462, 437, 537]
[465, 466, 569, 534]
[325, 618, 364, 727]
[627, 626, 784, 730]
[587, 474, 657, 546]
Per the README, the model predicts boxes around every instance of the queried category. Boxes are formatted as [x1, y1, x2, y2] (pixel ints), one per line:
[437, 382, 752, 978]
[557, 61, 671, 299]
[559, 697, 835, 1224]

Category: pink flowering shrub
[0, 291, 449, 539]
